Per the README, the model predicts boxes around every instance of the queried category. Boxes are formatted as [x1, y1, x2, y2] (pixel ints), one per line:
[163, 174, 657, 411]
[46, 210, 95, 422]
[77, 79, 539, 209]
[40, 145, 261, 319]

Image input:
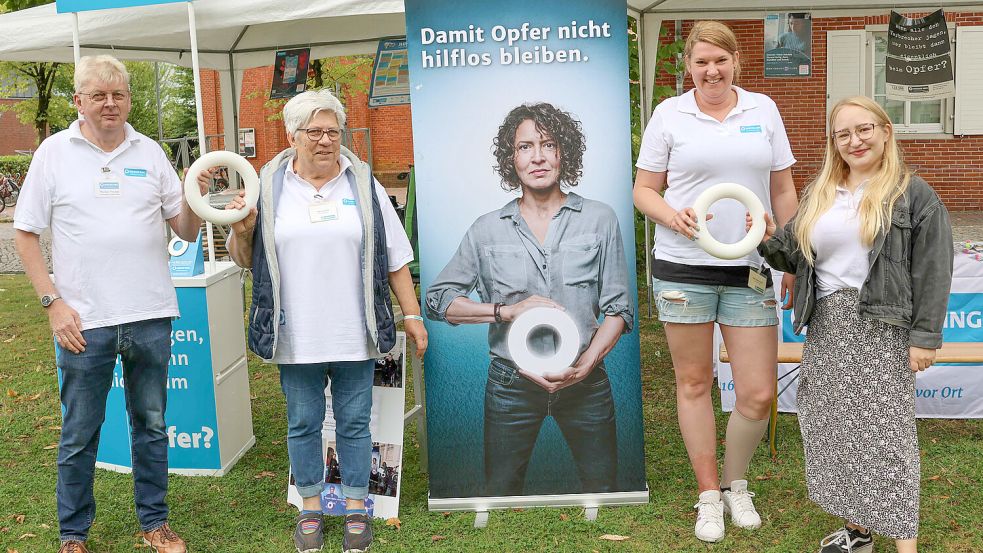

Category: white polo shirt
[272, 155, 413, 364]
[636, 86, 796, 267]
[14, 121, 182, 330]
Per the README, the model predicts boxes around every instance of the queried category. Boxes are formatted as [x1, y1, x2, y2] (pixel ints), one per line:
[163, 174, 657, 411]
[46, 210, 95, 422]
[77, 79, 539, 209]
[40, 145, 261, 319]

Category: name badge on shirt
[748, 267, 767, 294]
[309, 200, 339, 223]
[95, 171, 121, 198]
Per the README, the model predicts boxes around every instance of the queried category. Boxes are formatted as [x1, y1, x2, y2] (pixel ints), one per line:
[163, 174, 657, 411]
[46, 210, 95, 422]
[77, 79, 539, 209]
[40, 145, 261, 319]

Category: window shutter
[955, 26, 983, 135]
[826, 30, 866, 123]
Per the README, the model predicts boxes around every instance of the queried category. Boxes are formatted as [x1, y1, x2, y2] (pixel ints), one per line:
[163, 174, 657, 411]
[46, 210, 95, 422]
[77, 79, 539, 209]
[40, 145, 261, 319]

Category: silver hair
[74, 55, 129, 92]
[282, 89, 347, 137]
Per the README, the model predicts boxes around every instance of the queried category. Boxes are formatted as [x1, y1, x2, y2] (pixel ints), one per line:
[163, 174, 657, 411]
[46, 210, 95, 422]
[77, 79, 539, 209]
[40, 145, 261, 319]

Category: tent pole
[154, 62, 164, 143]
[187, 0, 215, 272]
[72, 12, 80, 63]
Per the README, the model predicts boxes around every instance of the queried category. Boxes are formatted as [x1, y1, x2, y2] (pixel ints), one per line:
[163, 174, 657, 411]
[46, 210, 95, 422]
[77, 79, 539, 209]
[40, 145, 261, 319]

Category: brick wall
[0, 99, 41, 155]
[200, 60, 415, 183]
[656, 12, 983, 211]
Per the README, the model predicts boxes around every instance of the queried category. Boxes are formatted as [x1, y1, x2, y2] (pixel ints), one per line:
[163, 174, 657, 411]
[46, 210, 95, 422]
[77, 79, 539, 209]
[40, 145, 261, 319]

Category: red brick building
[0, 97, 41, 155]
[652, 11, 983, 211]
[199, 62, 415, 189]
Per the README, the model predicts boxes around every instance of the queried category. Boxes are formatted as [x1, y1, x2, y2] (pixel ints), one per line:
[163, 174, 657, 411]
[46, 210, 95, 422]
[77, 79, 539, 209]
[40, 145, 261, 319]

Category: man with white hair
[14, 54, 203, 553]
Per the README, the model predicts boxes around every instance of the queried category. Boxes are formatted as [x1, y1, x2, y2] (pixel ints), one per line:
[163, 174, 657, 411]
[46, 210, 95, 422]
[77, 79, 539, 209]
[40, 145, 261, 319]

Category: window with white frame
[870, 31, 948, 134]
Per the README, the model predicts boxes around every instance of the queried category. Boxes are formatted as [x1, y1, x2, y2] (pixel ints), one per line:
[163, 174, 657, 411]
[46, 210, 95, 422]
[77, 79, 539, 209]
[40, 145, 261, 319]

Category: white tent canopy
[1, 0, 981, 149]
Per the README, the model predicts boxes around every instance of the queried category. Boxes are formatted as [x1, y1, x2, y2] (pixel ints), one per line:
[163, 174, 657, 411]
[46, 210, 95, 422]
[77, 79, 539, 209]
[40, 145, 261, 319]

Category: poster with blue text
[407, 0, 648, 508]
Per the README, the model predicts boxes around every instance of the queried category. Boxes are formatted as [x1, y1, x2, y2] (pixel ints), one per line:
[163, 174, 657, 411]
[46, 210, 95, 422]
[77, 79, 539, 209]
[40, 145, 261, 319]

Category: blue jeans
[279, 360, 375, 500]
[483, 359, 617, 496]
[56, 318, 172, 542]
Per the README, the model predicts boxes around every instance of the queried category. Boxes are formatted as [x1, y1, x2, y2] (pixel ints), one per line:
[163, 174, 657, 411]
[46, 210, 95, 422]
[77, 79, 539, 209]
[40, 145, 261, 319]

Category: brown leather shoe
[142, 522, 187, 553]
[57, 541, 89, 553]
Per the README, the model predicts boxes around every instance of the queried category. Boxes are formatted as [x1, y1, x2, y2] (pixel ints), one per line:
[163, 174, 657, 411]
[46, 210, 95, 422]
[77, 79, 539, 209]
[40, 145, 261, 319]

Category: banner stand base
[430, 486, 650, 528]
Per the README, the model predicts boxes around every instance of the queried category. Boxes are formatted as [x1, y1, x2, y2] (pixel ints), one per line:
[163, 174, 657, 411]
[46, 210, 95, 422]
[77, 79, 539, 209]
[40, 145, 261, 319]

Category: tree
[0, 0, 69, 144]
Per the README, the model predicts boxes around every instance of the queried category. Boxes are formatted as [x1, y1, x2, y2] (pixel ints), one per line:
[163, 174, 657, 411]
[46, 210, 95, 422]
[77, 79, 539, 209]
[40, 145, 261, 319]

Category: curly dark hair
[492, 102, 586, 192]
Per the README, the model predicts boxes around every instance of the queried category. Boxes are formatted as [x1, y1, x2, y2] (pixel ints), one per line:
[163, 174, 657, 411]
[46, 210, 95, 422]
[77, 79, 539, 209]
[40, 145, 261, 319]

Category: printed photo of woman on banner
[406, 0, 647, 506]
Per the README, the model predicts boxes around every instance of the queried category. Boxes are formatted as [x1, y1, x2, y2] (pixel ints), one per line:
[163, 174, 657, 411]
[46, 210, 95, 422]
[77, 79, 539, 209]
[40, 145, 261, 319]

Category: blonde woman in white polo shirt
[633, 21, 798, 543]
[756, 97, 952, 553]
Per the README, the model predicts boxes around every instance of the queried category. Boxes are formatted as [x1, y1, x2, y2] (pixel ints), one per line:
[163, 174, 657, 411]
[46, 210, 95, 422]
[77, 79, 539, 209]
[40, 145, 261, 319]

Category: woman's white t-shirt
[636, 86, 796, 268]
[272, 156, 413, 364]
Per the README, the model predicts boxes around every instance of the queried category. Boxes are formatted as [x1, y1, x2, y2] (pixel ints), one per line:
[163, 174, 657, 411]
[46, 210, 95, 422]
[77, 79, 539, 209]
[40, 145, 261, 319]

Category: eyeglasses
[833, 123, 882, 145]
[78, 90, 130, 103]
[298, 127, 343, 142]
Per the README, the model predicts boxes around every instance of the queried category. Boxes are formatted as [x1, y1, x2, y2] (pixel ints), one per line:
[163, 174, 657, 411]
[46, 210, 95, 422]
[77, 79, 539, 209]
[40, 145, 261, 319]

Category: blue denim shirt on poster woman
[425, 192, 634, 363]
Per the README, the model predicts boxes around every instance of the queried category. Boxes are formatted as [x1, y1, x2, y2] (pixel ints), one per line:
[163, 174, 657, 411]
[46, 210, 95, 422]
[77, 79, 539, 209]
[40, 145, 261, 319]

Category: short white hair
[75, 55, 129, 91]
[282, 89, 347, 136]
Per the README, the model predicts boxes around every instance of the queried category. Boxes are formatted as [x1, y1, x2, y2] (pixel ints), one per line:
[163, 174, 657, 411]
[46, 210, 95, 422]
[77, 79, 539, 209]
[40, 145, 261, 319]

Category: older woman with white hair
[218, 89, 426, 553]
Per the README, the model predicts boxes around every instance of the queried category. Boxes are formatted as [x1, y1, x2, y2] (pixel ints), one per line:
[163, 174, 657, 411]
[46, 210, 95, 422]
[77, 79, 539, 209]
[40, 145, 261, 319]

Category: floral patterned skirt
[798, 288, 919, 539]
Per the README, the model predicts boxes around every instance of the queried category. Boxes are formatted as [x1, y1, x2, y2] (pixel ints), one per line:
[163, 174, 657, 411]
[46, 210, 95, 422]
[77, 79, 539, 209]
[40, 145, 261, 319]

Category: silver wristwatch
[40, 294, 61, 308]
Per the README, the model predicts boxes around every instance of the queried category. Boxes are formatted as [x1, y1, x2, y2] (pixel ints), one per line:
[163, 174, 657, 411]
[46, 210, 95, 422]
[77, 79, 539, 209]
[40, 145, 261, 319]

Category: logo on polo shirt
[124, 167, 148, 177]
[343, 198, 357, 206]
[740, 125, 762, 134]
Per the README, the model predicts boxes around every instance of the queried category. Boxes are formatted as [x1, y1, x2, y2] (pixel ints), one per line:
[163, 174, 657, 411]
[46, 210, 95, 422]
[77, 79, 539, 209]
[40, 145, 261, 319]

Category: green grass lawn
[1, 273, 981, 552]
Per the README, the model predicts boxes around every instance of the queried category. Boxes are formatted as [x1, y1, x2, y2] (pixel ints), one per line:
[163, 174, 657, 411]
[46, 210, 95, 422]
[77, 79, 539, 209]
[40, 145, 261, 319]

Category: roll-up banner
[406, 0, 648, 511]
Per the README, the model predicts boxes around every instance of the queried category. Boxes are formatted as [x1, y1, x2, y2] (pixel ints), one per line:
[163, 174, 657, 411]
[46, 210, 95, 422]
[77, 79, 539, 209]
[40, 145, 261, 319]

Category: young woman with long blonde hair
[755, 96, 953, 553]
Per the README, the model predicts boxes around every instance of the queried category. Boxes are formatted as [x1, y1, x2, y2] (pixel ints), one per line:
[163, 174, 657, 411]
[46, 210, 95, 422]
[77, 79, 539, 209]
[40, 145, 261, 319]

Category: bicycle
[0, 173, 21, 210]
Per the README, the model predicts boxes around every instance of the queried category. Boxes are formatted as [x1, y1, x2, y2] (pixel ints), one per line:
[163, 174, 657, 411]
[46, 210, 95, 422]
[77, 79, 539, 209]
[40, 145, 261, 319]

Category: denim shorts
[652, 277, 779, 327]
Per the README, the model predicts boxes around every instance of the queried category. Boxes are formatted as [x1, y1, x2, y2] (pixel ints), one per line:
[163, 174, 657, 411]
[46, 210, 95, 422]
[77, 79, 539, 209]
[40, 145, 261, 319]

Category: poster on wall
[764, 12, 812, 77]
[886, 9, 954, 101]
[407, 0, 648, 510]
[271, 48, 311, 99]
[369, 39, 411, 107]
[287, 333, 407, 519]
[237, 128, 256, 158]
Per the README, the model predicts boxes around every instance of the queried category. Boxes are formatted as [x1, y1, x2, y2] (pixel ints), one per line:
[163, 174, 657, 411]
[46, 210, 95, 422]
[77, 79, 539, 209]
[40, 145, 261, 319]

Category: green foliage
[0, 61, 73, 143]
[629, 18, 685, 275]
[651, 24, 686, 111]
[0, 154, 32, 174]
[259, 55, 374, 123]
[163, 65, 197, 139]
[1, 274, 982, 552]
[1, 0, 53, 10]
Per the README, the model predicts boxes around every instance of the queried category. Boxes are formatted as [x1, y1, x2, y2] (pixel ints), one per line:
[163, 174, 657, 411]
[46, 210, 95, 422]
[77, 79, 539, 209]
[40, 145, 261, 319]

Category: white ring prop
[183, 151, 259, 225]
[692, 182, 766, 260]
[507, 307, 580, 377]
[167, 236, 190, 257]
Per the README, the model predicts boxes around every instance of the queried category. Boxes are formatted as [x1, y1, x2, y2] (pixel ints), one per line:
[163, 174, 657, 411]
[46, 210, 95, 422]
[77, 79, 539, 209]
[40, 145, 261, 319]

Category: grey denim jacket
[759, 175, 953, 349]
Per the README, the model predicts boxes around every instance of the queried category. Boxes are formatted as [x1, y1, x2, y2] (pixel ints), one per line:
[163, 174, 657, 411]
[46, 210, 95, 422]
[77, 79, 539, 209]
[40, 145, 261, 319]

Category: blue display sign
[56, 0, 185, 14]
[168, 232, 205, 278]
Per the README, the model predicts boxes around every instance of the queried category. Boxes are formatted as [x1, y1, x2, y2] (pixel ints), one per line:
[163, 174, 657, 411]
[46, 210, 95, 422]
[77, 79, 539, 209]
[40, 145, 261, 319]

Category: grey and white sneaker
[819, 526, 874, 553]
[342, 512, 373, 553]
[293, 512, 324, 553]
[722, 479, 762, 529]
[693, 489, 725, 543]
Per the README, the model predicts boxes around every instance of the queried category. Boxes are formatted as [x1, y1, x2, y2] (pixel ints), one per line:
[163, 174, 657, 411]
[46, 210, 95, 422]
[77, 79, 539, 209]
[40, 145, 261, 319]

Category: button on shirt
[425, 193, 633, 363]
[812, 183, 873, 299]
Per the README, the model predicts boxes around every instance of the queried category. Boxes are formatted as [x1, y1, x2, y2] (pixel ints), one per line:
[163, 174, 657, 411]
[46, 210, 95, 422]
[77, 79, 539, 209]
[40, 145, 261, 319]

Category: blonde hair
[684, 21, 741, 81]
[74, 55, 129, 91]
[792, 96, 910, 264]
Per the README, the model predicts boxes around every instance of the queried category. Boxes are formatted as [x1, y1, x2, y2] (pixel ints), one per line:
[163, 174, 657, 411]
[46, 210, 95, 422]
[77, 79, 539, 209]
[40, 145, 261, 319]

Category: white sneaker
[694, 490, 725, 542]
[722, 479, 762, 529]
